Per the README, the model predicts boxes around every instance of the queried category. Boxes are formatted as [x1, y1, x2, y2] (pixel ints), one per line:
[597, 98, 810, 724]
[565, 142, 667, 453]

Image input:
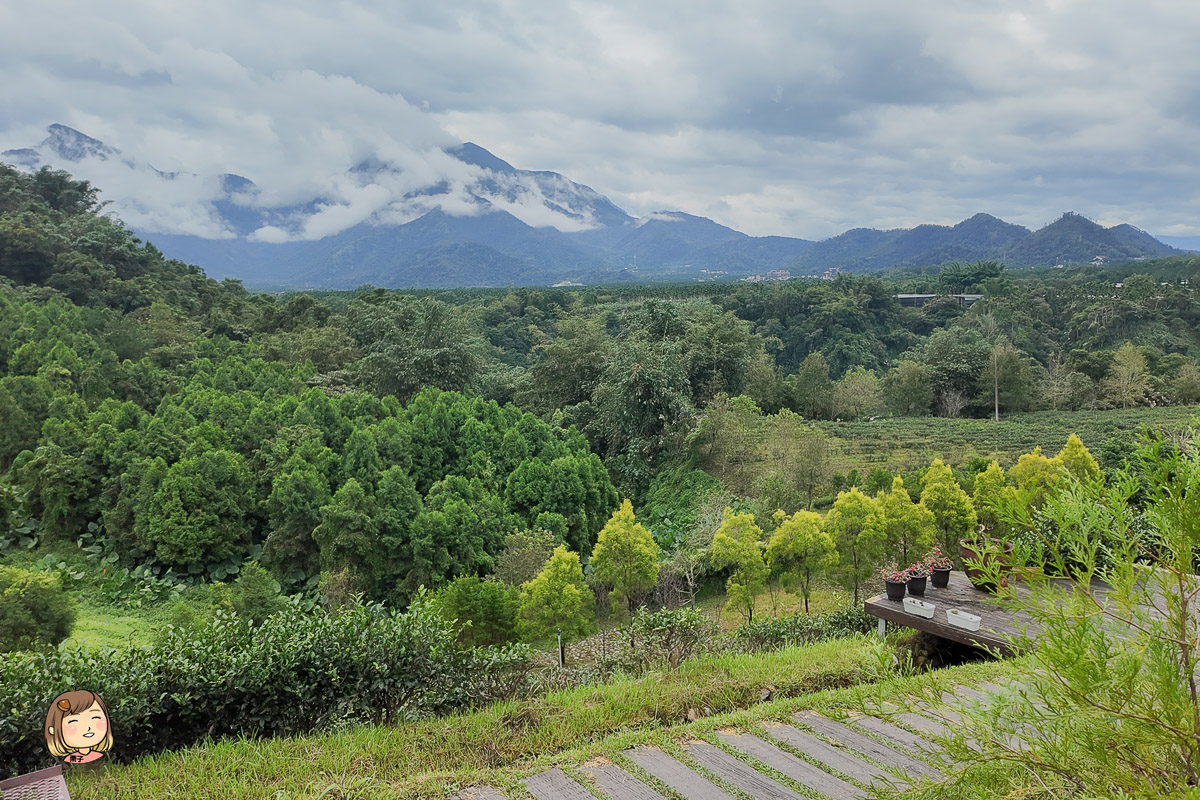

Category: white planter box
[946, 608, 982, 632]
[903, 597, 935, 619]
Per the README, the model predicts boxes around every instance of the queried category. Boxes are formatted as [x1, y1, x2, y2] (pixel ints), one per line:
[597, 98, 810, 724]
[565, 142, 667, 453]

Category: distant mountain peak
[447, 142, 518, 174]
[42, 124, 117, 162]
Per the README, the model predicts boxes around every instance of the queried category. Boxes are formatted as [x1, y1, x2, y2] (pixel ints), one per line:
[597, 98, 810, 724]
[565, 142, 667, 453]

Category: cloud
[1, 0, 1198, 240]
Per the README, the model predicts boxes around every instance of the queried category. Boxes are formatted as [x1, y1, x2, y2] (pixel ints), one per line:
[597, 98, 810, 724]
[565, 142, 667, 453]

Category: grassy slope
[815, 405, 1200, 474]
[68, 636, 901, 799]
[68, 637, 1024, 799]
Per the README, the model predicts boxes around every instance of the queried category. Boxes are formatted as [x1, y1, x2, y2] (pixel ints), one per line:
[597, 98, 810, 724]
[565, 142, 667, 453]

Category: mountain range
[3, 124, 1192, 290]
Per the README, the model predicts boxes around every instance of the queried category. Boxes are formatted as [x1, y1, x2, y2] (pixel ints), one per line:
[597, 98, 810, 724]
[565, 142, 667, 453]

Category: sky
[2, 0, 1198, 241]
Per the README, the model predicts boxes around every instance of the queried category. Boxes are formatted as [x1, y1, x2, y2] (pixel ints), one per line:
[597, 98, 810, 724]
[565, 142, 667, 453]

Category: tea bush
[730, 606, 874, 652]
[0, 565, 75, 653]
[0, 597, 531, 776]
[615, 606, 717, 671]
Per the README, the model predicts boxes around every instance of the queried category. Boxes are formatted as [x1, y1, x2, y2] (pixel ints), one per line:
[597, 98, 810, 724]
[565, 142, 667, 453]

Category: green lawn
[63, 601, 162, 650]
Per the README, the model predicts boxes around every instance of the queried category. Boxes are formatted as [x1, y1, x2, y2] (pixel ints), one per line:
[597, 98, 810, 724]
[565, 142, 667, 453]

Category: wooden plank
[454, 788, 507, 800]
[684, 742, 806, 800]
[793, 712, 944, 780]
[764, 724, 902, 790]
[585, 763, 670, 800]
[625, 747, 736, 800]
[524, 768, 596, 800]
[847, 716, 942, 755]
[898, 713, 981, 753]
[716, 731, 865, 800]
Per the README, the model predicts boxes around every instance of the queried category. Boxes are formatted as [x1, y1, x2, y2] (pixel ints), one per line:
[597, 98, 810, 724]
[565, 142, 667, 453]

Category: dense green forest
[3, 163, 1200, 596]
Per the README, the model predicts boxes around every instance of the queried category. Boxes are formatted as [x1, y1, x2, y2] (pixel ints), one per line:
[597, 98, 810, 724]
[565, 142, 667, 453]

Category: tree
[919, 459, 977, 558]
[1043, 353, 1095, 410]
[826, 488, 884, 604]
[831, 366, 884, 420]
[589, 499, 661, 616]
[690, 393, 762, 492]
[922, 327, 990, 417]
[218, 561, 287, 626]
[882, 360, 934, 416]
[765, 509, 837, 614]
[312, 479, 381, 594]
[517, 545, 595, 643]
[709, 508, 768, 622]
[786, 352, 834, 420]
[264, 459, 331, 580]
[1169, 362, 1200, 404]
[1102, 342, 1150, 408]
[1008, 446, 1065, 510]
[142, 450, 254, 570]
[971, 460, 1007, 534]
[434, 576, 520, 648]
[1054, 433, 1101, 483]
[877, 476, 936, 565]
[981, 337, 1038, 420]
[0, 566, 75, 652]
[494, 528, 559, 587]
[758, 409, 832, 511]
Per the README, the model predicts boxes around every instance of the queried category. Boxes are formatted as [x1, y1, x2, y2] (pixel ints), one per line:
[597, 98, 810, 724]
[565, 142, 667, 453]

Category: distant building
[894, 293, 984, 308]
[551, 280, 584, 287]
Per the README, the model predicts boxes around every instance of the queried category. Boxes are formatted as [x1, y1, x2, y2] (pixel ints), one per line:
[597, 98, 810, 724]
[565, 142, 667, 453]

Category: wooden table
[863, 571, 1105, 657]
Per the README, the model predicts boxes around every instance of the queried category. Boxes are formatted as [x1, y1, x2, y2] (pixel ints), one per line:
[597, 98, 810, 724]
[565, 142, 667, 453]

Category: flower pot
[959, 538, 1014, 591]
[930, 567, 951, 588]
[946, 608, 981, 631]
[884, 579, 906, 601]
[903, 597, 936, 619]
[906, 574, 927, 596]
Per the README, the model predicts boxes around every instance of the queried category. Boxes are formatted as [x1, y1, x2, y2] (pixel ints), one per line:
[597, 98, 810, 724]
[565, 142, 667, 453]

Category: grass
[66, 634, 918, 799]
[64, 600, 162, 650]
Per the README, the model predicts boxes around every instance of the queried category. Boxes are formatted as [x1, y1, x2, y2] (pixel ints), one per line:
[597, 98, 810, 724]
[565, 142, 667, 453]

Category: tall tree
[1055, 433, 1102, 483]
[882, 360, 934, 416]
[765, 509, 837, 614]
[588, 499, 661, 616]
[517, 545, 595, 643]
[826, 487, 885, 604]
[919, 459, 977, 558]
[877, 476, 936, 565]
[1103, 343, 1150, 408]
[710, 508, 768, 622]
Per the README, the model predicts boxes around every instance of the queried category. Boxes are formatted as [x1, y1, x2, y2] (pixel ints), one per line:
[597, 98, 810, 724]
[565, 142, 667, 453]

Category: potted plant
[923, 545, 954, 588]
[959, 523, 1014, 591]
[881, 564, 908, 601]
[905, 562, 928, 597]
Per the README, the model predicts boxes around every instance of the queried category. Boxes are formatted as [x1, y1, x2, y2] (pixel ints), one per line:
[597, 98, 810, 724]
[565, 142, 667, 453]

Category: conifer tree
[589, 498, 661, 616]
[826, 487, 884, 604]
[517, 545, 595, 642]
[710, 507, 768, 622]
[920, 458, 978, 558]
[766, 509, 837, 614]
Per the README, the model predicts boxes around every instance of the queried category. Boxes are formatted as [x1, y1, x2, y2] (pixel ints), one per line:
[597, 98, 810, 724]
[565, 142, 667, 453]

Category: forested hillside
[3, 162, 1200, 599]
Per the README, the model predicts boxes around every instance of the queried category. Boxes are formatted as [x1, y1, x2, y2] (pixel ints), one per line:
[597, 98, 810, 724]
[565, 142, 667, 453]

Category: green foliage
[517, 545, 595, 642]
[765, 509, 837, 614]
[1102, 341, 1151, 408]
[729, 607, 875, 652]
[831, 365, 884, 420]
[615, 606, 716, 671]
[1054, 432, 1102, 483]
[709, 508, 768, 622]
[882, 359, 934, 416]
[919, 458, 978, 557]
[433, 576, 520, 648]
[1007, 445, 1064, 510]
[826, 487, 885, 604]
[876, 475, 936, 565]
[0, 565, 75, 652]
[588, 499, 661, 615]
[494, 528, 558, 587]
[215, 561, 287, 626]
[947, 436, 1200, 797]
[971, 460, 1008, 534]
[0, 599, 531, 775]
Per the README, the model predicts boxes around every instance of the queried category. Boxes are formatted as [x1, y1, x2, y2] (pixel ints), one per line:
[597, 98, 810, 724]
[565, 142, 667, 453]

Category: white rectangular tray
[903, 597, 936, 619]
[947, 608, 982, 632]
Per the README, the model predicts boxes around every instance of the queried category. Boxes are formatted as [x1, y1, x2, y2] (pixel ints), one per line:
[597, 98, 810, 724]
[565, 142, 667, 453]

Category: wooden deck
[863, 571, 1112, 656]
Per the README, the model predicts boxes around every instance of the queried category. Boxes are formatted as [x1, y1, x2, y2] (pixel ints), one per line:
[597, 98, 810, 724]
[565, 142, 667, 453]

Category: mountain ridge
[2, 124, 1188, 289]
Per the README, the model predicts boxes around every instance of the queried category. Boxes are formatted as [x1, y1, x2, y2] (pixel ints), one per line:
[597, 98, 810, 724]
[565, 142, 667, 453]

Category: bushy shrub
[433, 576, 520, 648]
[213, 561, 287, 625]
[0, 566, 75, 653]
[730, 607, 874, 653]
[616, 606, 716, 671]
[0, 598, 531, 775]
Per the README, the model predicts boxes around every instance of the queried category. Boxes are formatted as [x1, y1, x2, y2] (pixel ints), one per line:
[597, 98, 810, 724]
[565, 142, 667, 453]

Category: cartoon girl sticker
[44, 691, 112, 765]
